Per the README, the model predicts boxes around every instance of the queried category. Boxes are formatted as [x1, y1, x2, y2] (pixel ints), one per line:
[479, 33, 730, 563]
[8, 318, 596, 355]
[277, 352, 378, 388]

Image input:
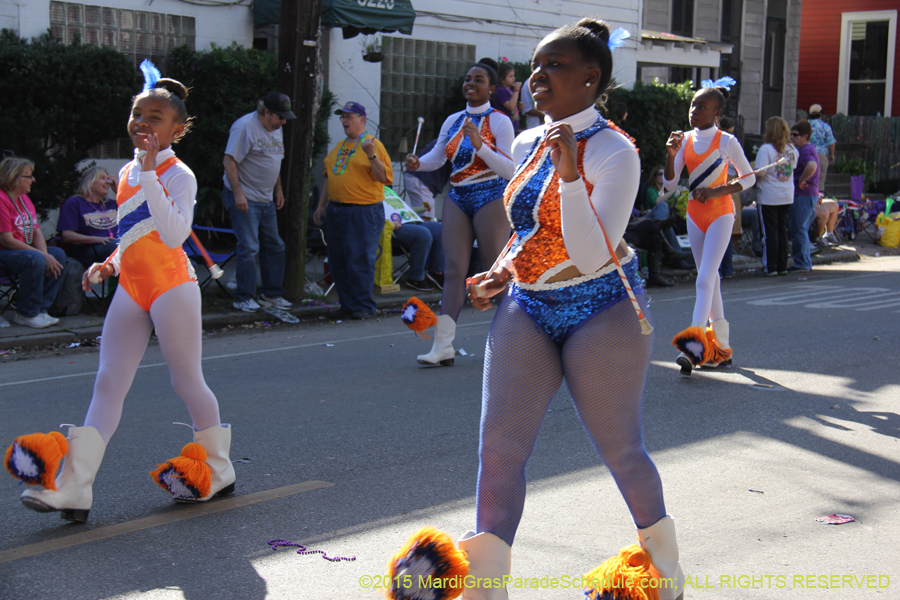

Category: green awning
[323, 0, 416, 39]
[254, 0, 416, 38]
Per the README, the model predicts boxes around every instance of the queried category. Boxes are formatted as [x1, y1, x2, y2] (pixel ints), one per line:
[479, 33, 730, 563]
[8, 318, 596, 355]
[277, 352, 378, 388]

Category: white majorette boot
[638, 515, 686, 600]
[20, 425, 107, 523]
[417, 314, 456, 366]
[192, 423, 236, 501]
[151, 423, 236, 502]
[458, 530, 511, 600]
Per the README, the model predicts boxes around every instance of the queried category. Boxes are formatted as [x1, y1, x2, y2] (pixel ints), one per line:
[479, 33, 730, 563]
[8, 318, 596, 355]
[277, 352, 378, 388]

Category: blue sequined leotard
[445, 108, 508, 217]
[504, 113, 644, 344]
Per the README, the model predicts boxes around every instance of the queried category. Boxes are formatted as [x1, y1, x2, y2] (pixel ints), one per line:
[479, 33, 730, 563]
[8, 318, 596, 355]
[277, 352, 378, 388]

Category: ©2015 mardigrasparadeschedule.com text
[358, 572, 892, 591]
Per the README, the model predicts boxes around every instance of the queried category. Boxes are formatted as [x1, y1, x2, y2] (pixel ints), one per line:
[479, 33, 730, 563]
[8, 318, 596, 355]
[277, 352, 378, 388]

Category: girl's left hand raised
[140, 132, 160, 172]
[546, 123, 579, 182]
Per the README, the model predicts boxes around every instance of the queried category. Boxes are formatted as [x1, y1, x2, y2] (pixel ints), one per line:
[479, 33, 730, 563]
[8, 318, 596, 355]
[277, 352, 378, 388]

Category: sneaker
[14, 312, 58, 329]
[40, 311, 60, 326]
[349, 310, 374, 320]
[786, 265, 810, 273]
[755, 270, 778, 277]
[405, 279, 434, 292]
[233, 298, 261, 312]
[824, 232, 840, 246]
[425, 271, 444, 290]
[258, 295, 292, 310]
[778, 270, 788, 276]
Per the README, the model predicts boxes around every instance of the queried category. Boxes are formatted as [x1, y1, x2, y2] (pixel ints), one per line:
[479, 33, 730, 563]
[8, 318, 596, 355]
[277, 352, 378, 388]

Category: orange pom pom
[5, 431, 69, 490]
[671, 326, 711, 366]
[703, 327, 733, 367]
[150, 442, 211, 500]
[584, 545, 659, 600]
[400, 297, 438, 339]
[385, 526, 468, 600]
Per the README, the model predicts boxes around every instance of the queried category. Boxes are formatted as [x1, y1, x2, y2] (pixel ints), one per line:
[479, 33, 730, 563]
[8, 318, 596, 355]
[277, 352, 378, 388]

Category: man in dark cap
[223, 92, 296, 313]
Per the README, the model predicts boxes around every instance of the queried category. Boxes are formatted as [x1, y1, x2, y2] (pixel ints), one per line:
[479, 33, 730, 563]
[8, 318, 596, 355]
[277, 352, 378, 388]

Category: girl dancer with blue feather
[666, 81, 755, 376]
[5, 62, 234, 522]
[385, 18, 686, 600]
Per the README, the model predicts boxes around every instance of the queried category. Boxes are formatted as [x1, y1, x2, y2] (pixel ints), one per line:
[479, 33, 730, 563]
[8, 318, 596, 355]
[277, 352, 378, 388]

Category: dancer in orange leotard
[6, 63, 234, 523]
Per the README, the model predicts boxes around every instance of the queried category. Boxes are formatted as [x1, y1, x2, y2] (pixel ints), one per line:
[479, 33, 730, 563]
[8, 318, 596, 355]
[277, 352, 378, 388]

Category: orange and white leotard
[108, 149, 198, 311]
[664, 127, 755, 232]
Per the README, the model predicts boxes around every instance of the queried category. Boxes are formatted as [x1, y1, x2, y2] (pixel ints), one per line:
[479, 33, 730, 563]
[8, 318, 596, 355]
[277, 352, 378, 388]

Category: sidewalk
[0, 242, 868, 352]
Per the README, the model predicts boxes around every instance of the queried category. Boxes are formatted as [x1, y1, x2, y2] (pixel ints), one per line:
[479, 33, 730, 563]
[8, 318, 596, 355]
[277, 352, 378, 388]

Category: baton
[411, 116, 425, 155]
[89, 231, 222, 284]
[727, 155, 789, 185]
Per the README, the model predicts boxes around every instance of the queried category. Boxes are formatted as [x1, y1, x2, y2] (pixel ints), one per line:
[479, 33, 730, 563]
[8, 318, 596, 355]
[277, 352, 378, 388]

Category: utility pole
[278, 0, 324, 301]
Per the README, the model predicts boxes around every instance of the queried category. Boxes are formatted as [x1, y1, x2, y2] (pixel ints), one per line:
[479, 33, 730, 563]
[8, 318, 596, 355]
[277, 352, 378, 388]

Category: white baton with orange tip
[727, 155, 790, 185]
[88, 231, 222, 284]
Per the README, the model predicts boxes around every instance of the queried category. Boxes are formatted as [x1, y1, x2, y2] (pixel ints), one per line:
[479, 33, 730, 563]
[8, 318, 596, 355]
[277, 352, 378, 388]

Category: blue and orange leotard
[108, 152, 197, 311]
[415, 102, 515, 217]
[502, 109, 642, 343]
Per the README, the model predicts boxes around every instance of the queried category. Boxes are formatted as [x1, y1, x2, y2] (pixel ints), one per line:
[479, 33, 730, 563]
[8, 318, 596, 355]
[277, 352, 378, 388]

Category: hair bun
[478, 57, 499, 72]
[155, 78, 188, 102]
[716, 86, 731, 102]
[576, 18, 610, 44]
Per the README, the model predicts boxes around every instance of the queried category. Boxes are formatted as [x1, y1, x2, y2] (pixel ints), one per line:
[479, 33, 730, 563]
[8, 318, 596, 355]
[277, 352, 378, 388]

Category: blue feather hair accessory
[701, 76, 737, 90]
[140, 59, 161, 92]
[607, 28, 630, 51]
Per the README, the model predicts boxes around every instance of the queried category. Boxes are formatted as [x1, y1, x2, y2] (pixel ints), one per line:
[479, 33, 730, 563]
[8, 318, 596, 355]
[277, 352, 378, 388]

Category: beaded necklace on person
[332, 133, 367, 175]
[6, 190, 36, 245]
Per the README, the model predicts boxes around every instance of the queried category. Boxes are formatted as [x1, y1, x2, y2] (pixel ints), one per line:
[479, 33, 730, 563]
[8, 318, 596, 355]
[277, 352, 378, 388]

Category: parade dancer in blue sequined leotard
[405, 62, 515, 367]
[462, 19, 685, 600]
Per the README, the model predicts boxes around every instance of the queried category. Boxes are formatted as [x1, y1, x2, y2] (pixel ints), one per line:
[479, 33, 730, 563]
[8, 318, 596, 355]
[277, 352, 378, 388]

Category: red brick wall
[798, 1, 899, 116]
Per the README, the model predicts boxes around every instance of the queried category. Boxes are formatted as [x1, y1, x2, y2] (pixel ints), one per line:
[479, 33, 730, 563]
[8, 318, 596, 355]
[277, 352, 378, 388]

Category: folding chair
[390, 235, 412, 285]
[0, 261, 19, 316]
[305, 192, 335, 297]
[183, 225, 236, 298]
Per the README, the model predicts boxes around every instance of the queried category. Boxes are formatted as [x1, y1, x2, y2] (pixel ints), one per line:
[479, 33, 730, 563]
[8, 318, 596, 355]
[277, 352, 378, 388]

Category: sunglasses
[790, 132, 800, 137]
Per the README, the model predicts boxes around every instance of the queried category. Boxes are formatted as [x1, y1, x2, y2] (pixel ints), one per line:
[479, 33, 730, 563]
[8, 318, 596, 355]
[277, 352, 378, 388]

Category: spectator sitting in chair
[57, 166, 118, 269]
[814, 198, 840, 247]
[384, 192, 443, 293]
[0, 157, 66, 328]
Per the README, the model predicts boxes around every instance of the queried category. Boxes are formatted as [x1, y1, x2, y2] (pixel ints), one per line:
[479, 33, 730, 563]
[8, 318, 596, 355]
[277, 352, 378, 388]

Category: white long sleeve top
[505, 106, 640, 276]
[415, 102, 516, 181]
[110, 147, 196, 274]
[663, 126, 756, 192]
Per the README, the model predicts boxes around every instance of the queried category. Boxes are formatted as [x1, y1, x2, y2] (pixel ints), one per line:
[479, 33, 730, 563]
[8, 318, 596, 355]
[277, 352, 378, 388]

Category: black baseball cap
[262, 92, 296, 120]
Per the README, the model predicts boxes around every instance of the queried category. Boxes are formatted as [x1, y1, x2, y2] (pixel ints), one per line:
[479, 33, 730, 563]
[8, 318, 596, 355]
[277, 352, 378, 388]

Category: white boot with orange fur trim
[15, 425, 107, 522]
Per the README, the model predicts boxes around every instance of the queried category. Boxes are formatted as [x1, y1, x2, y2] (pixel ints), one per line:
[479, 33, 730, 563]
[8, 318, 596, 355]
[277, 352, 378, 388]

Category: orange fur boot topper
[150, 442, 211, 500]
[5, 431, 69, 490]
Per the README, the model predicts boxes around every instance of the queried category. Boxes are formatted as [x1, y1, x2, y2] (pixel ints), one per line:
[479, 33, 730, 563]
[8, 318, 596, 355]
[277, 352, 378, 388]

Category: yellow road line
[0, 480, 333, 564]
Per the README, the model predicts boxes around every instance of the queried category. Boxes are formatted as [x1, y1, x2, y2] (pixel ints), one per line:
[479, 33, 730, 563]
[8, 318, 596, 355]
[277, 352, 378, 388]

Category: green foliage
[166, 44, 278, 224]
[166, 43, 335, 225]
[606, 80, 694, 183]
[0, 29, 134, 215]
[831, 156, 868, 176]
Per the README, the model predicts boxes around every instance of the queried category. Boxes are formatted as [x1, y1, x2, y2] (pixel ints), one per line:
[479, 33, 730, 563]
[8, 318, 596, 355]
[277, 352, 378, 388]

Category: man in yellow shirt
[314, 102, 393, 319]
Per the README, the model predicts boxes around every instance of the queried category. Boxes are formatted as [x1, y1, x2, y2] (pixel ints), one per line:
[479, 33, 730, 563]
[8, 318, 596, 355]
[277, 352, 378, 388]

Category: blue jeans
[392, 221, 444, 281]
[0, 246, 67, 317]
[648, 202, 669, 221]
[222, 187, 286, 302]
[325, 202, 385, 314]
[790, 195, 817, 269]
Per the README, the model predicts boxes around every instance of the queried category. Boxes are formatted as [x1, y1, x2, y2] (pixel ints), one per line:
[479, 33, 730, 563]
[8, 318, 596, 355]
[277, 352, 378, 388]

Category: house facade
[797, 1, 898, 117]
[638, 0, 803, 135]
[310, 0, 641, 161]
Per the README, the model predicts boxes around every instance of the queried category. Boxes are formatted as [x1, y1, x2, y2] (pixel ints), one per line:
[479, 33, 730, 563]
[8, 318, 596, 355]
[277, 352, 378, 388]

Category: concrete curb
[0, 290, 444, 352]
[0, 251, 858, 352]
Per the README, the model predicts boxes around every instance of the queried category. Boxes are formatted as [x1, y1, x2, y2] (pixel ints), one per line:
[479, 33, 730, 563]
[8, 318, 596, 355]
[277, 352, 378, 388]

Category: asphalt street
[1, 257, 899, 600]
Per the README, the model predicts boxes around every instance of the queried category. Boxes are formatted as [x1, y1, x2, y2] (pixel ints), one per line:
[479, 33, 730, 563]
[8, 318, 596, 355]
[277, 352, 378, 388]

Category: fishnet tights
[440, 197, 511, 321]
[476, 293, 666, 546]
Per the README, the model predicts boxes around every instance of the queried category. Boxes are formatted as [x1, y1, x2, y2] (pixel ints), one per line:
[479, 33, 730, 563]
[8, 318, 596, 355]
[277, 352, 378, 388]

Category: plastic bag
[875, 212, 900, 249]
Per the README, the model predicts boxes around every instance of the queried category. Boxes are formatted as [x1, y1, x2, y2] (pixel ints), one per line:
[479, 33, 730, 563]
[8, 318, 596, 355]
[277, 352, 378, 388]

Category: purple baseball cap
[335, 101, 366, 117]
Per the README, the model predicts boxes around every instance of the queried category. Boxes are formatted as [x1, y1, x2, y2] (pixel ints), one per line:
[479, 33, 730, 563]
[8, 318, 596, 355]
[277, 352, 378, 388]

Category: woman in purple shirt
[57, 166, 118, 269]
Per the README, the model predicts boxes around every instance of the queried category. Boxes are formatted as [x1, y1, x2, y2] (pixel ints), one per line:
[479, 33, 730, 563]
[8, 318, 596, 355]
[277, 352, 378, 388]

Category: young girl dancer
[387, 19, 685, 600]
[666, 83, 755, 376]
[7, 65, 234, 522]
[405, 63, 515, 366]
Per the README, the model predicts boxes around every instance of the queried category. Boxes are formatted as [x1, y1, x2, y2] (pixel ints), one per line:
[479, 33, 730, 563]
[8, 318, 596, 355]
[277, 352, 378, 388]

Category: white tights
[84, 282, 221, 444]
[686, 213, 734, 327]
